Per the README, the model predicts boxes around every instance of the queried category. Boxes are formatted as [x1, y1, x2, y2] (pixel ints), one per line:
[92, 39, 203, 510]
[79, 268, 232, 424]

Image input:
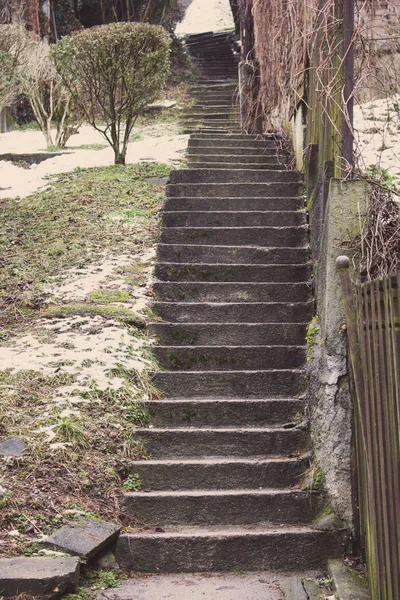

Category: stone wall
[308, 178, 369, 529]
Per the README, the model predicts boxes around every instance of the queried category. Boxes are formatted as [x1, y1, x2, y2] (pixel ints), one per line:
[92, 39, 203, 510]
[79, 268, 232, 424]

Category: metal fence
[337, 256, 400, 600]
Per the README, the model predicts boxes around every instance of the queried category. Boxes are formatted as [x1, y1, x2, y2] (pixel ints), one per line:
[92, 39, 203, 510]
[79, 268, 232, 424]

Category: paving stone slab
[0, 436, 26, 457]
[328, 559, 370, 599]
[98, 572, 285, 600]
[0, 556, 79, 597]
[46, 518, 120, 559]
[280, 576, 307, 599]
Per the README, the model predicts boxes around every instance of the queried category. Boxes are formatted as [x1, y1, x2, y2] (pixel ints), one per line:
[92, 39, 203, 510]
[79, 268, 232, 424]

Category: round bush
[52, 22, 171, 164]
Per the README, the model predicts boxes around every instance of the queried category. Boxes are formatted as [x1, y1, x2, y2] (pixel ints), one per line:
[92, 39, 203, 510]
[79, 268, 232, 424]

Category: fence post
[336, 256, 363, 399]
[342, 0, 355, 171]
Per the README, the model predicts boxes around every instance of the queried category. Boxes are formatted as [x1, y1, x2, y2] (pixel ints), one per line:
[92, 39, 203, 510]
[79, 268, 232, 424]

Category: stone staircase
[180, 31, 240, 134]
[115, 32, 346, 574]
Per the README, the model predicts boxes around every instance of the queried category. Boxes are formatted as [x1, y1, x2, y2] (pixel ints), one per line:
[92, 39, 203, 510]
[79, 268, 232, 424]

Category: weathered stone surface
[314, 512, 343, 531]
[98, 572, 285, 600]
[328, 559, 370, 600]
[280, 576, 307, 600]
[0, 556, 79, 597]
[0, 436, 26, 457]
[308, 178, 370, 529]
[46, 518, 120, 559]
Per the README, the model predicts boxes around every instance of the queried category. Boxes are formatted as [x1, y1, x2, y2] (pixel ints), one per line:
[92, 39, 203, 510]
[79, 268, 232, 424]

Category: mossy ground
[0, 162, 171, 557]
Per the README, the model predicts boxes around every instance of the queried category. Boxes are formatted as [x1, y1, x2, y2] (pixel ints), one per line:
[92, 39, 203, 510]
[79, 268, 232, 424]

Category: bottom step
[116, 528, 348, 573]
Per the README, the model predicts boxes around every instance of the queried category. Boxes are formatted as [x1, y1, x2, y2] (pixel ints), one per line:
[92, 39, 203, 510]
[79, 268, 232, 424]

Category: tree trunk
[26, 0, 40, 39]
[114, 151, 126, 165]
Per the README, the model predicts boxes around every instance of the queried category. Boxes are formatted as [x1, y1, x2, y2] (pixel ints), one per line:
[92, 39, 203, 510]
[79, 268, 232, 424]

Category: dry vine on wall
[249, 0, 400, 278]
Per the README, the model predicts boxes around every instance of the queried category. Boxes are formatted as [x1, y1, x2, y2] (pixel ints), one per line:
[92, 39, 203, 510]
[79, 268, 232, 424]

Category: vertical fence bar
[342, 0, 355, 171]
[383, 277, 400, 595]
[365, 280, 390, 599]
[358, 283, 382, 599]
[374, 280, 395, 599]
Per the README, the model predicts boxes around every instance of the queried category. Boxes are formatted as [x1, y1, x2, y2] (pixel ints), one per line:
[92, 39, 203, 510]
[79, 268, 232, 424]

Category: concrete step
[163, 196, 305, 212]
[123, 489, 317, 527]
[116, 528, 346, 573]
[153, 282, 311, 303]
[154, 263, 311, 282]
[157, 244, 310, 265]
[152, 369, 306, 399]
[166, 183, 302, 198]
[190, 82, 237, 89]
[159, 226, 308, 247]
[132, 455, 308, 491]
[191, 95, 237, 103]
[193, 102, 237, 108]
[188, 154, 280, 164]
[181, 112, 239, 120]
[152, 301, 313, 323]
[188, 138, 278, 148]
[169, 170, 300, 184]
[186, 162, 283, 170]
[183, 128, 242, 134]
[181, 123, 240, 130]
[161, 211, 306, 227]
[181, 121, 239, 127]
[149, 323, 308, 347]
[153, 346, 306, 371]
[190, 133, 278, 141]
[144, 398, 305, 428]
[132, 424, 308, 457]
[191, 133, 280, 142]
[187, 147, 280, 156]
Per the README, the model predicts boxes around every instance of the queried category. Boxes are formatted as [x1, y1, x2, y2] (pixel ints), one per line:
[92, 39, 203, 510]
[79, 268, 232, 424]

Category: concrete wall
[308, 178, 369, 529]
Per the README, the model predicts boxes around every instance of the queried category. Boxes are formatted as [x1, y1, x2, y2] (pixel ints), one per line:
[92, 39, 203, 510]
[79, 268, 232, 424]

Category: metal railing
[337, 256, 400, 600]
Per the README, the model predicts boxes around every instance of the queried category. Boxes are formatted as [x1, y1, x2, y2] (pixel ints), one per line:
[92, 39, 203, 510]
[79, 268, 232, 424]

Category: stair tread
[122, 525, 333, 537]
[133, 425, 304, 432]
[124, 488, 305, 497]
[132, 455, 309, 465]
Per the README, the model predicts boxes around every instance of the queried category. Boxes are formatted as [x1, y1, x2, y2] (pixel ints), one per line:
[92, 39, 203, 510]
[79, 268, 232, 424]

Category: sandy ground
[354, 94, 400, 184]
[176, 0, 234, 35]
[0, 122, 189, 199]
[0, 248, 157, 448]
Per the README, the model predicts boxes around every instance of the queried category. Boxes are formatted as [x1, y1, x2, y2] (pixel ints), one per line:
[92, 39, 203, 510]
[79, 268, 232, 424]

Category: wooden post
[342, 0, 354, 172]
[336, 256, 364, 400]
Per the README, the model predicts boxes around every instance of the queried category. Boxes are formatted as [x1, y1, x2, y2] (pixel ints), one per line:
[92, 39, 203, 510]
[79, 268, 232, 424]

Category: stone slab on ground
[98, 573, 285, 600]
[279, 576, 307, 600]
[328, 559, 370, 600]
[46, 518, 120, 559]
[0, 556, 80, 597]
[0, 436, 26, 457]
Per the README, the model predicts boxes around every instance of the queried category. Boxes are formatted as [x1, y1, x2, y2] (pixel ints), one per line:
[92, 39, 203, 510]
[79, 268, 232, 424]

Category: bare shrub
[52, 22, 171, 165]
[0, 23, 28, 110]
[20, 40, 81, 149]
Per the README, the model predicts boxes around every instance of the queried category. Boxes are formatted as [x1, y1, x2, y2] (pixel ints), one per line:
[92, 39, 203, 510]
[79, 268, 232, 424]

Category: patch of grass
[53, 416, 89, 447]
[0, 369, 76, 407]
[44, 304, 145, 328]
[126, 401, 151, 426]
[70, 143, 108, 151]
[65, 569, 127, 600]
[0, 163, 170, 326]
[122, 473, 142, 491]
[87, 289, 131, 304]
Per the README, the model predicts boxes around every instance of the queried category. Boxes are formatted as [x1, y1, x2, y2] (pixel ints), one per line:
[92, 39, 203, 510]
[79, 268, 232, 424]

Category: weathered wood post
[342, 0, 355, 172]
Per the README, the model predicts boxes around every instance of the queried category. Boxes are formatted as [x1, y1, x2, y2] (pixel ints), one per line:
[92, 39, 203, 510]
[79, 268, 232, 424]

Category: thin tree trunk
[26, 0, 40, 39]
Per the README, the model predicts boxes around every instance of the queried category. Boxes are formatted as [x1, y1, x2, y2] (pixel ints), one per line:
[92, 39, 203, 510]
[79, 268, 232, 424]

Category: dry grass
[0, 162, 172, 557]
